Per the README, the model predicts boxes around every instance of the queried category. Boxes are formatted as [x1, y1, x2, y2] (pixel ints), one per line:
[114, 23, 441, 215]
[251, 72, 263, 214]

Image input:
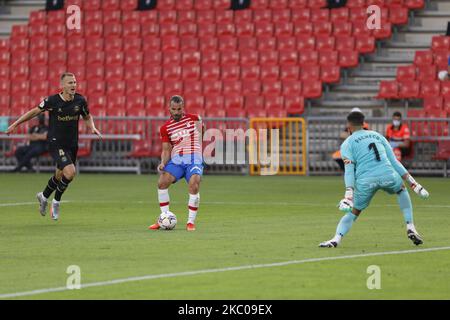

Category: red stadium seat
[316, 35, 335, 52]
[175, 0, 194, 10]
[201, 51, 219, 64]
[277, 37, 296, 51]
[396, 65, 416, 81]
[431, 36, 450, 52]
[103, 11, 121, 24]
[262, 80, 282, 96]
[260, 51, 279, 65]
[321, 65, 341, 83]
[201, 64, 220, 80]
[285, 96, 304, 115]
[272, 9, 291, 23]
[218, 36, 237, 51]
[339, 50, 359, 68]
[433, 51, 449, 70]
[251, 9, 270, 23]
[180, 37, 199, 51]
[424, 97, 443, 111]
[255, 22, 274, 37]
[182, 65, 201, 80]
[293, 22, 313, 35]
[261, 65, 280, 80]
[223, 80, 242, 95]
[162, 51, 181, 65]
[84, 24, 103, 38]
[238, 36, 257, 51]
[179, 23, 198, 37]
[215, 11, 234, 23]
[124, 65, 143, 80]
[85, 65, 104, 80]
[145, 80, 164, 95]
[441, 82, 450, 98]
[48, 51, 66, 65]
[319, 50, 339, 66]
[222, 65, 241, 80]
[302, 80, 322, 98]
[184, 81, 203, 95]
[121, 0, 137, 11]
[275, 22, 294, 37]
[48, 37, 66, 51]
[141, 22, 159, 37]
[289, 0, 308, 9]
[196, 10, 215, 24]
[10, 80, 29, 95]
[160, 23, 178, 37]
[84, 11, 102, 24]
[313, 22, 332, 35]
[282, 80, 302, 95]
[193, 0, 211, 10]
[197, 23, 216, 38]
[247, 106, 267, 118]
[399, 81, 420, 98]
[310, 9, 329, 22]
[279, 50, 298, 65]
[235, 23, 254, 37]
[199, 37, 218, 51]
[389, 6, 409, 25]
[105, 51, 124, 66]
[377, 80, 399, 99]
[257, 36, 277, 51]
[352, 19, 372, 36]
[420, 81, 440, 99]
[296, 35, 315, 50]
[10, 38, 28, 52]
[203, 80, 222, 94]
[300, 65, 320, 81]
[414, 50, 434, 66]
[373, 21, 392, 39]
[11, 25, 28, 39]
[336, 36, 355, 51]
[86, 51, 104, 66]
[221, 51, 239, 65]
[30, 51, 48, 66]
[242, 81, 262, 96]
[164, 80, 183, 95]
[346, 0, 366, 7]
[163, 65, 182, 80]
[405, 0, 425, 9]
[250, 0, 269, 9]
[299, 50, 318, 66]
[159, 11, 177, 23]
[29, 11, 46, 26]
[0, 65, 9, 79]
[240, 50, 259, 66]
[224, 95, 244, 109]
[29, 25, 47, 38]
[29, 37, 47, 52]
[29, 78, 48, 96]
[107, 81, 126, 96]
[330, 8, 349, 22]
[84, 37, 103, 52]
[417, 65, 437, 81]
[241, 65, 261, 80]
[280, 65, 300, 80]
[308, 0, 327, 8]
[86, 80, 105, 95]
[11, 51, 28, 66]
[226, 106, 246, 118]
[105, 65, 123, 80]
[333, 21, 352, 36]
[355, 35, 375, 54]
[67, 37, 84, 51]
[142, 36, 161, 51]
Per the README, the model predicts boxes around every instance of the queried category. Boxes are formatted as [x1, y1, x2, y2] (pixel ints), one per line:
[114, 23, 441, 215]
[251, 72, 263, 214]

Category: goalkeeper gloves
[406, 175, 429, 199]
[338, 188, 354, 213]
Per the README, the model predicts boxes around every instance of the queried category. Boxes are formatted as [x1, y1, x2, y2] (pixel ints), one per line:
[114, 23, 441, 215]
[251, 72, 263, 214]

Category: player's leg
[396, 187, 422, 245]
[149, 162, 180, 230]
[186, 174, 201, 231]
[184, 159, 203, 231]
[320, 181, 375, 247]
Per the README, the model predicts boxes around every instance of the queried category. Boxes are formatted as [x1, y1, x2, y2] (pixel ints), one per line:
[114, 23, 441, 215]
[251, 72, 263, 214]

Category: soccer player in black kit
[5, 73, 102, 220]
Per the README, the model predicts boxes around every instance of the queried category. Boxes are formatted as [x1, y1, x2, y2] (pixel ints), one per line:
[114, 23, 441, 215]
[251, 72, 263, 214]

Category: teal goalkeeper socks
[397, 189, 414, 225]
[336, 212, 358, 237]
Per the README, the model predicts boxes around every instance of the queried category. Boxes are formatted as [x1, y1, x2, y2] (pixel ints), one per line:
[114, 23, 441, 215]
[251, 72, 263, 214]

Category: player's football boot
[36, 192, 48, 216]
[148, 222, 160, 230]
[50, 200, 60, 221]
[407, 229, 423, 246]
[186, 223, 196, 231]
[318, 240, 338, 248]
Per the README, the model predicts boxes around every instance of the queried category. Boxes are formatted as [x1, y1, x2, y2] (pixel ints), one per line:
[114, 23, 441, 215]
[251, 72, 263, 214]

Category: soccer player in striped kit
[149, 95, 204, 231]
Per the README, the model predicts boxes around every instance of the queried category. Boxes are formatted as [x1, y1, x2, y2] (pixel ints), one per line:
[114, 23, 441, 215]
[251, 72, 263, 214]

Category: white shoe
[319, 240, 338, 248]
[36, 192, 48, 216]
[50, 200, 60, 221]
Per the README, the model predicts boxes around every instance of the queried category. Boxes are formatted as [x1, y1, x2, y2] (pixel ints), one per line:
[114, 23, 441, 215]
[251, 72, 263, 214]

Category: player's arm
[381, 136, 429, 199]
[5, 107, 43, 135]
[158, 142, 172, 172]
[82, 114, 102, 139]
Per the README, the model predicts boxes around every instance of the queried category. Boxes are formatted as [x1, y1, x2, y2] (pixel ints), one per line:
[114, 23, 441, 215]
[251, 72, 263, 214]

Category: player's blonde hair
[60, 72, 75, 81]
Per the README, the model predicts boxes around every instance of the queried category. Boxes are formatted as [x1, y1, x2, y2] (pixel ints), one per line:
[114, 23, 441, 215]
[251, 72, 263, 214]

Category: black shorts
[49, 145, 78, 170]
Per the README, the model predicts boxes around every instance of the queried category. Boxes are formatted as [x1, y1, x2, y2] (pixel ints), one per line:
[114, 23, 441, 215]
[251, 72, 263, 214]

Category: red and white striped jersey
[160, 113, 203, 157]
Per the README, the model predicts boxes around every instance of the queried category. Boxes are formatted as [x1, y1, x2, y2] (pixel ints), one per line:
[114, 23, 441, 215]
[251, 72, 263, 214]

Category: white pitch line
[1, 246, 450, 299]
[2, 200, 450, 209]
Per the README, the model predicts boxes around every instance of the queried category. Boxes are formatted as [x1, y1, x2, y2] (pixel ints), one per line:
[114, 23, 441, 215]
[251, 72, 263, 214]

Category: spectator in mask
[386, 111, 411, 162]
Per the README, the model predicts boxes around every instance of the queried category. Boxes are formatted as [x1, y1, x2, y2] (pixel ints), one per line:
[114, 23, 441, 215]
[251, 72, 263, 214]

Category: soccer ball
[438, 70, 448, 81]
[158, 211, 177, 230]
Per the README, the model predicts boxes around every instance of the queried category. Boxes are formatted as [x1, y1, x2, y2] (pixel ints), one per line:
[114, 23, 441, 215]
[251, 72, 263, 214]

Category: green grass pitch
[0, 173, 449, 299]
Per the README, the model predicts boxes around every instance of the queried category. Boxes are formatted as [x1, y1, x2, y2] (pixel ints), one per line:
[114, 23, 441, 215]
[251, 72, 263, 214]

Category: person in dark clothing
[12, 114, 48, 172]
[137, 0, 157, 10]
[327, 0, 347, 8]
[46, 0, 64, 11]
[230, 0, 250, 10]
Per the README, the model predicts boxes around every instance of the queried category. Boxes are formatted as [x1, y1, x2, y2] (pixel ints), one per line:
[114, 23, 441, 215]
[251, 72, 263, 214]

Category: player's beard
[172, 113, 183, 121]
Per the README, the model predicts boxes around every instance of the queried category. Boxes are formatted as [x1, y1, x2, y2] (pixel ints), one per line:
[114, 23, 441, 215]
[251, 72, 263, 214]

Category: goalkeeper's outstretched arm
[382, 136, 429, 199]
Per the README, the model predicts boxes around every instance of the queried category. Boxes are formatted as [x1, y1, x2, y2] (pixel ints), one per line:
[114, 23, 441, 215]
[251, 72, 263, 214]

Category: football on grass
[158, 211, 177, 230]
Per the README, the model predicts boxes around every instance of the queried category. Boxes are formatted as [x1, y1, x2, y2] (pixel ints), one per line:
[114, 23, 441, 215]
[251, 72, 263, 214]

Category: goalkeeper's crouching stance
[319, 111, 430, 248]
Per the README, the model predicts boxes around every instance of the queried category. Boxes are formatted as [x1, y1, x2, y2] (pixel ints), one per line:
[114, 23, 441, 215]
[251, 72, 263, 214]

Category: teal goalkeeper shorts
[353, 173, 404, 211]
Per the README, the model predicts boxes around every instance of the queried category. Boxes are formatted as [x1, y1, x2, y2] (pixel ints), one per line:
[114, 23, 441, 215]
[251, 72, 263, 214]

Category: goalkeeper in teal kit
[320, 111, 429, 248]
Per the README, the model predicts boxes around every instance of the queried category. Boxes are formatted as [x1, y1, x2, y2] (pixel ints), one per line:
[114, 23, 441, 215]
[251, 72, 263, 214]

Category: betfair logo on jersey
[57, 115, 78, 122]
